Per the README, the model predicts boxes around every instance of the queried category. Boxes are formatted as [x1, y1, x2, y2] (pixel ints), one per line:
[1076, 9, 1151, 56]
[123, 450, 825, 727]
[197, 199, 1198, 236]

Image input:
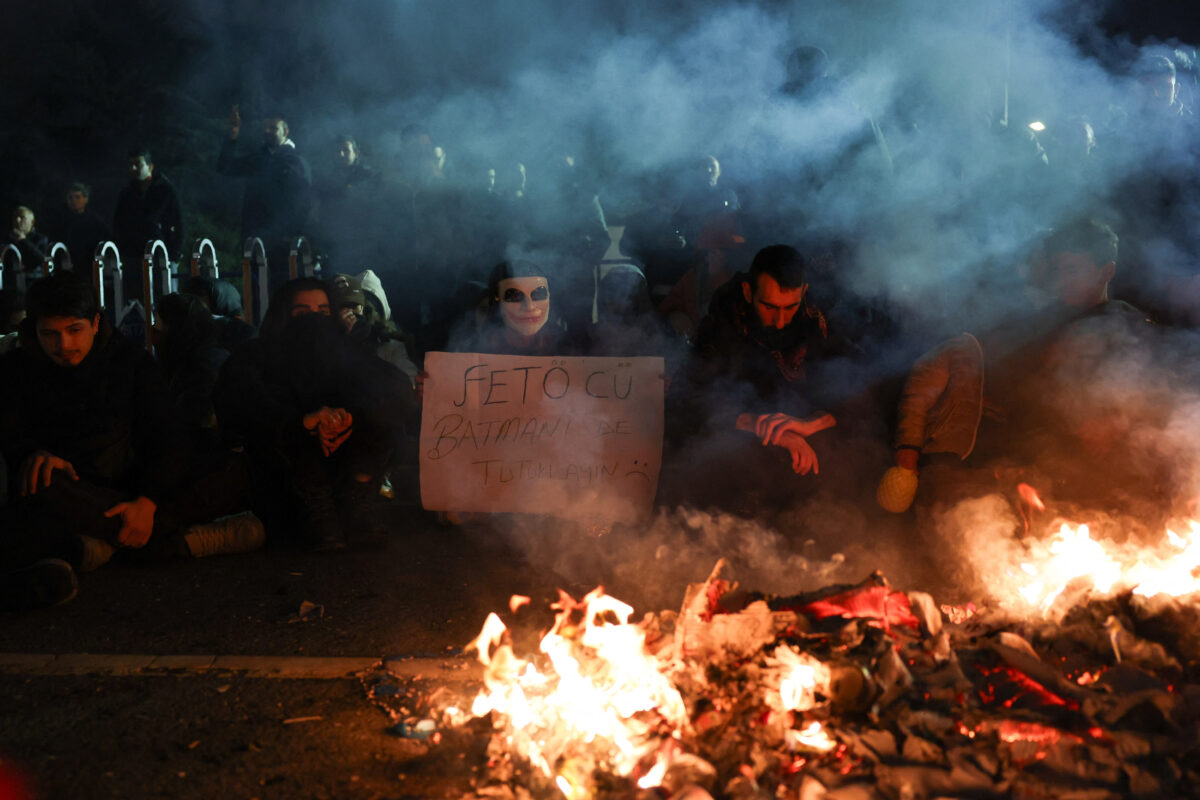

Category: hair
[748, 244, 807, 289]
[25, 272, 99, 323]
[487, 259, 549, 300]
[67, 182, 91, 197]
[128, 145, 152, 163]
[259, 277, 332, 340]
[1134, 54, 1176, 80]
[336, 135, 358, 149]
[1044, 219, 1119, 266]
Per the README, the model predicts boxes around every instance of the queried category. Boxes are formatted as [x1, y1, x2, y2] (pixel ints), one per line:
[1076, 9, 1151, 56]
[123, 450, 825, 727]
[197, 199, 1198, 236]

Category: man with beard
[216, 107, 312, 292]
[664, 245, 845, 511]
[213, 278, 413, 550]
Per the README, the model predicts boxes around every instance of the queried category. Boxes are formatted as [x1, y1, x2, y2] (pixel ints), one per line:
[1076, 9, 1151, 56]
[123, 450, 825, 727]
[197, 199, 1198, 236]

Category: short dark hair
[259, 277, 332, 340]
[25, 272, 99, 324]
[128, 145, 152, 163]
[67, 182, 91, 197]
[748, 245, 807, 289]
[1044, 219, 1118, 266]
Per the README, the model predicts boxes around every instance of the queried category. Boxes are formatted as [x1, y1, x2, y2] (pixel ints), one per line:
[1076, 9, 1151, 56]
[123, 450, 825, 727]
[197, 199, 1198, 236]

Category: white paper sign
[419, 352, 664, 521]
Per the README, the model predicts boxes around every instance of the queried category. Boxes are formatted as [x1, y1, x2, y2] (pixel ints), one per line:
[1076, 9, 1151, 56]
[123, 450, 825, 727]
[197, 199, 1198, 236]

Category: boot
[184, 512, 267, 558]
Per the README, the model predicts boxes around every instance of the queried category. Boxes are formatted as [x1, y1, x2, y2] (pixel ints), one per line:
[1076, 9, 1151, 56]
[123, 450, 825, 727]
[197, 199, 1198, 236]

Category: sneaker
[184, 512, 266, 558]
[78, 535, 116, 573]
[0, 559, 78, 611]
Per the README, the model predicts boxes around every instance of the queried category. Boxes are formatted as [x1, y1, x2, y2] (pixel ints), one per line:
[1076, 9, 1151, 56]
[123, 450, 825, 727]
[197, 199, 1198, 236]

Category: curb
[0, 652, 479, 680]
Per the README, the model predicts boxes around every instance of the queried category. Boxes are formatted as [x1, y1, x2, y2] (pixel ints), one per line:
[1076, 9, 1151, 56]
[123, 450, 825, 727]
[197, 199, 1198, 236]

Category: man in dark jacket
[0, 273, 185, 609]
[113, 147, 184, 264]
[216, 106, 312, 287]
[213, 277, 413, 550]
[664, 245, 849, 511]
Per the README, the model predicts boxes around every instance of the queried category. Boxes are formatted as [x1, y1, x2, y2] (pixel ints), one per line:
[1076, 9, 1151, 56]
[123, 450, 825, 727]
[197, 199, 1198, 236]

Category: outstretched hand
[751, 412, 837, 445]
[778, 431, 820, 475]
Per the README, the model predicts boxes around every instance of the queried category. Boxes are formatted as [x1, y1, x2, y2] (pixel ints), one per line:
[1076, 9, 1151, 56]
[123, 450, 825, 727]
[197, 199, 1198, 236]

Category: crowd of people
[1, 47, 1197, 612]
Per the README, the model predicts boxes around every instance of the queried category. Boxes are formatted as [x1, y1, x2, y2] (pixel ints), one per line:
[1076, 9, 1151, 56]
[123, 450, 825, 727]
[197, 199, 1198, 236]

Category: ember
[438, 554, 1200, 799]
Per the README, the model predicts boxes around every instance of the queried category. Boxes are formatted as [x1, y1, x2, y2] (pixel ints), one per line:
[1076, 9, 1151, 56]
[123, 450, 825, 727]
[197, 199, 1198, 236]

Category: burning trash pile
[369, 519, 1200, 800]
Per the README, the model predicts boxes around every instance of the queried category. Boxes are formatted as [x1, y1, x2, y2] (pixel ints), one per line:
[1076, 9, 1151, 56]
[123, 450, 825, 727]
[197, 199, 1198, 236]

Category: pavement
[0, 506, 576, 800]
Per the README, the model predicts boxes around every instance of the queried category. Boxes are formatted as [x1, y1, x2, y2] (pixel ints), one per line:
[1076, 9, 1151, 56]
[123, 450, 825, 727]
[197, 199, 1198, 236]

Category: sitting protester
[213, 277, 414, 550]
[0, 274, 261, 611]
[181, 275, 257, 351]
[456, 259, 580, 356]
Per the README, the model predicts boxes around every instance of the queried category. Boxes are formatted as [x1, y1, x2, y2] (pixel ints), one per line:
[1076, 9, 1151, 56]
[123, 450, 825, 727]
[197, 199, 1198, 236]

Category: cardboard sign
[420, 352, 665, 521]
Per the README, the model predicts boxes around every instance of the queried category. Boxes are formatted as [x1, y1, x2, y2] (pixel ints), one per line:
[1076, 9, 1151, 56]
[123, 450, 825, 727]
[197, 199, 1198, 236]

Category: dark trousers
[247, 424, 392, 546]
[0, 454, 250, 573]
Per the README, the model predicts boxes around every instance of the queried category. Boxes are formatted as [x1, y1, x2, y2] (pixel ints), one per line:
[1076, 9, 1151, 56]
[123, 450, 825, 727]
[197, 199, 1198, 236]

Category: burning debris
[364, 527, 1200, 799]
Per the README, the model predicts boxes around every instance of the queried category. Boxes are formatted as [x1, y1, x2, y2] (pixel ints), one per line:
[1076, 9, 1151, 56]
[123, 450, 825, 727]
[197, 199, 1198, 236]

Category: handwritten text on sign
[419, 352, 664, 520]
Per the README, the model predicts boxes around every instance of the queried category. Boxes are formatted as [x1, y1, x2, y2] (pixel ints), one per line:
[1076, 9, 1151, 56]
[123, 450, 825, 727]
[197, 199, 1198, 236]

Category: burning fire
[466, 587, 690, 795]
[1000, 516, 1200, 614]
[464, 584, 844, 795]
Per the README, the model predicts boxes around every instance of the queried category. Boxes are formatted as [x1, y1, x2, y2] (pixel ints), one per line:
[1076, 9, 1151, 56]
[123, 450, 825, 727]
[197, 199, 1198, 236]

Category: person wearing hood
[182, 275, 257, 351]
[213, 277, 414, 550]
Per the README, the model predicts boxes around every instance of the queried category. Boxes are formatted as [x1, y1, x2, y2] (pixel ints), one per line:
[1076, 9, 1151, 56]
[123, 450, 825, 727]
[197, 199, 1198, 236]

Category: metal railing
[241, 237, 268, 324]
[45, 242, 72, 274]
[92, 241, 124, 316]
[0, 243, 21, 291]
[190, 238, 218, 279]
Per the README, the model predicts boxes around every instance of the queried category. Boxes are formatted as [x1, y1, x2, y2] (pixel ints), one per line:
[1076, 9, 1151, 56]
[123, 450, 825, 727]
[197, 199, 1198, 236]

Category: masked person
[663, 245, 851, 513]
[459, 260, 579, 356]
[213, 278, 414, 550]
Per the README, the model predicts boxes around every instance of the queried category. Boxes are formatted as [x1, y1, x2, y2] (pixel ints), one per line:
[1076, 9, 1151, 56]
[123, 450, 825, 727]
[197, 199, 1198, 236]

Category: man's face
[67, 191, 89, 214]
[497, 277, 550, 338]
[744, 273, 806, 330]
[263, 119, 288, 147]
[1049, 251, 1113, 308]
[290, 289, 331, 317]
[13, 209, 33, 235]
[1138, 73, 1177, 111]
[129, 156, 153, 182]
[37, 314, 100, 367]
[337, 140, 358, 167]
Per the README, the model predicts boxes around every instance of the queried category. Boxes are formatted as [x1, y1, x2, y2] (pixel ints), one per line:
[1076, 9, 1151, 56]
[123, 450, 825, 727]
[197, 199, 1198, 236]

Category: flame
[1002, 519, 1200, 614]
[465, 587, 689, 795]
[786, 721, 838, 753]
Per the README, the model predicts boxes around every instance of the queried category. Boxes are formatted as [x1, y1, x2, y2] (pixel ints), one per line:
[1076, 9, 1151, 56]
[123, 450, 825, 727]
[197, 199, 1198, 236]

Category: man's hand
[104, 496, 157, 549]
[778, 431, 820, 475]
[20, 450, 78, 496]
[303, 407, 354, 456]
[741, 412, 837, 445]
[229, 104, 241, 139]
[895, 448, 919, 471]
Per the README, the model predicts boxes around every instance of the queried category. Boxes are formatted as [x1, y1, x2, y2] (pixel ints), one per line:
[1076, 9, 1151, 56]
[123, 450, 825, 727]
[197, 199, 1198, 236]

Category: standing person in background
[216, 106, 312, 290]
[51, 183, 110, 270]
[113, 147, 183, 264]
[6, 206, 49, 271]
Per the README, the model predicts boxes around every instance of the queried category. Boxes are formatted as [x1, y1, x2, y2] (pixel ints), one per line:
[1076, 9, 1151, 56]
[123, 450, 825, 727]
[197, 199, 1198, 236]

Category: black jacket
[113, 174, 183, 262]
[0, 318, 183, 503]
[217, 139, 312, 244]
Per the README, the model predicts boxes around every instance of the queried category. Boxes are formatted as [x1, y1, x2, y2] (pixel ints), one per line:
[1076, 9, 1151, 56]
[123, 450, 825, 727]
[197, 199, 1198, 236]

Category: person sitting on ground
[663, 244, 849, 512]
[213, 277, 414, 550]
[330, 273, 418, 385]
[0, 274, 261, 611]
[181, 275, 257, 351]
[892, 219, 1162, 518]
[455, 259, 581, 356]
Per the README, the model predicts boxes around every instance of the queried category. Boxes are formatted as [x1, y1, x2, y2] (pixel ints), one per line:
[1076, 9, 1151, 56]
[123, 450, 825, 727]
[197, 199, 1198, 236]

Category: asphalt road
[0, 505, 581, 800]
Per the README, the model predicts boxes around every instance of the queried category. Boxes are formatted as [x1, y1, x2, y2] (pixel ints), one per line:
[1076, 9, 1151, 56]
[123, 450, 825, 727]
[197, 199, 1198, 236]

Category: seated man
[213, 278, 414, 550]
[664, 244, 846, 511]
[893, 219, 1161, 517]
[0, 274, 259, 611]
[6, 205, 49, 271]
